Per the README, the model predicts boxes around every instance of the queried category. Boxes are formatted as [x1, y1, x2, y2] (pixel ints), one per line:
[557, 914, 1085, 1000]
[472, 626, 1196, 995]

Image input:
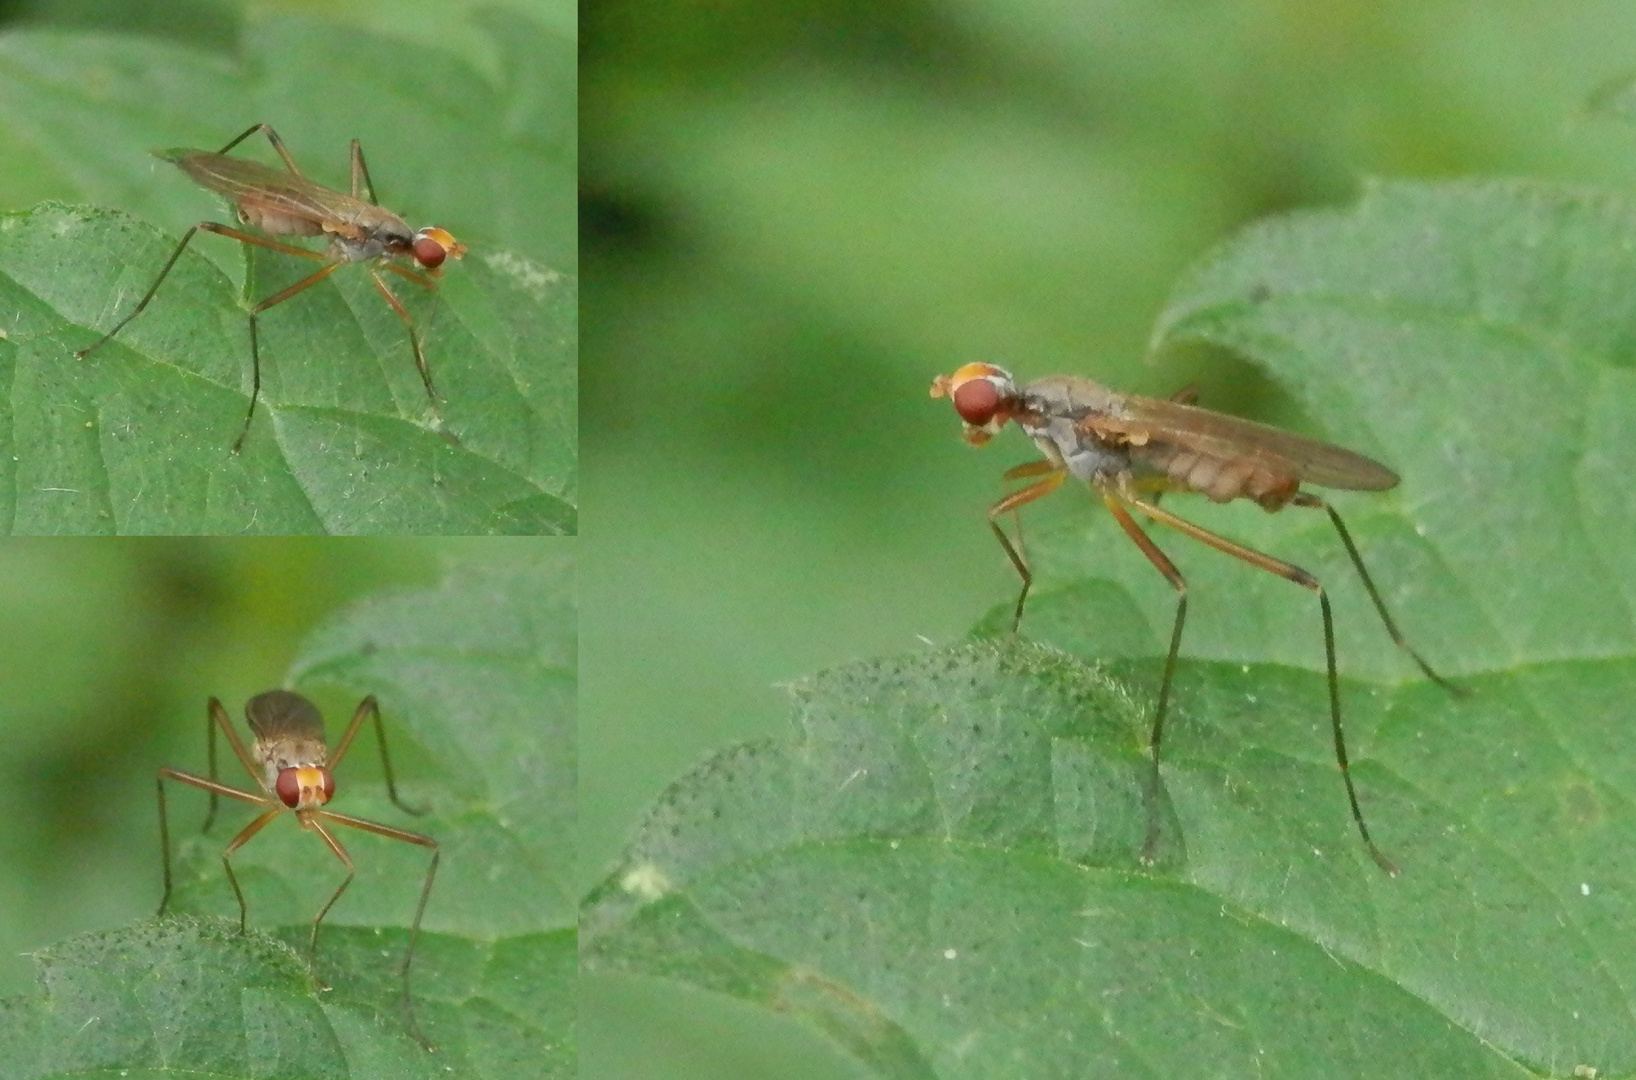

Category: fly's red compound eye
[274, 766, 333, 807]
[412, 227, 465, 270]
[275, 768, 302, 808]
[412, 236, 448, 269]
[951, 377, 1002, 426]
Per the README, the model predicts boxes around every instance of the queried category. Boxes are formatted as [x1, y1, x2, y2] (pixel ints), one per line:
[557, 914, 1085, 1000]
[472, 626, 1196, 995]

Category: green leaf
[0, 18, 577, 534]
[0, 550, 577, 1077]
[584, 180, 1636, 1078]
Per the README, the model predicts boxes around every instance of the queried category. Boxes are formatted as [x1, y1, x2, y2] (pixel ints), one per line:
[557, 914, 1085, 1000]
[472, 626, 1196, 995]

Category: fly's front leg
[988, 461, 1067, 633]
[314, 808, 440, 1050]
[369, 271, 440, 409]
[303, 818, 356, 989]
[220, 808, 284, 932]
[156, 765, 270, 918]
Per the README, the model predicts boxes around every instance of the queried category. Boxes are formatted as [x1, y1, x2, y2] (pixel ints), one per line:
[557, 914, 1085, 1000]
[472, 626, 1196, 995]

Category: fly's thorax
[353, 202, 413, 234]
[332, 234, 396, 262]
[1019, 375, 1124, 418]
[1020, 411, 1131, 483]
[327, 205, 415, 262]
[257, 734, 330, 797]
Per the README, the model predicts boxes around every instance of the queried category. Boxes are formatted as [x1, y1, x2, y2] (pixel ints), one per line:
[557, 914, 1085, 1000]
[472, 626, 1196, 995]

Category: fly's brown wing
[1085, 392, 1399, 497]
[245, 690, 328, 743]
[159, 149, 385, 237]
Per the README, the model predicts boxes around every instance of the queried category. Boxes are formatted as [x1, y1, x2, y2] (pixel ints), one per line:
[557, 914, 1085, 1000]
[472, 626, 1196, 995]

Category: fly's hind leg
[1124, 492, 1401, 876]
[1291, 492, 1463, 697]
[215, 123, 306, 177]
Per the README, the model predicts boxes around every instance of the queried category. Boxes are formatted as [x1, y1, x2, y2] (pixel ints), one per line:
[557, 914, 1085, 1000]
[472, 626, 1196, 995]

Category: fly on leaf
[77, 123, 466, 452]
[157, 691, 440, 1048]
[932, 362, 1464, 874]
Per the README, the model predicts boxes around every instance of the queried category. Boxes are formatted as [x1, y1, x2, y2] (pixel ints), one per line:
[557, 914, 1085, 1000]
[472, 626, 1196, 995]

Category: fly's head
[410, 227, 467, 274]
[930, 363, 1022, 446]
[258, 735, 335, 810]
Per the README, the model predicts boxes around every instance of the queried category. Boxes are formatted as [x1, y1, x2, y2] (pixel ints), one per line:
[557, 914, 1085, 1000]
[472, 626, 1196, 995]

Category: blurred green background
[581, 1, 1636, 1077]
[0, 534, 551, 999]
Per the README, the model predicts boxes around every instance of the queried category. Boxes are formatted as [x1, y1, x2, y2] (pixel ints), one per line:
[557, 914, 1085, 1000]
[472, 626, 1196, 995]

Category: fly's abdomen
[238, 205, 325, 237]
[1140, 443, 1298, 508]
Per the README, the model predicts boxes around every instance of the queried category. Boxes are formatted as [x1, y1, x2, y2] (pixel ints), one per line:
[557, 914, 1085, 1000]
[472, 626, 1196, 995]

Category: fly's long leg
[314, 808, 440, 1050]
[200, 223, 331, 264]
[236, 258, 347, 451]
[304, 818, 356, 987]
[328, 696, 428, 816]
[350, 138, 379, 204]
[76, 217, 325, 366]
[379, 262, 437, 290]
[76, 216, 338, 453]
[115, 126, 307, 390]
[1292, 493, 1463, 697]
[216, 123, 304, 177]
[1123, 492, 1400, 876]
[182, 225, 344, 452]
[401, 845, 440, 1046]
[220, 807, 284, 931]
[75, 227, 203, 361]
[988, 462, 1068, 633]
[158, 766, 268, 915]
[74, 128, 305, 361]
[1098, 495, 1188, 866]
[204, 696, 262, 833]
[375, 264, 453, 418]
[369, 271, 440, 409]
